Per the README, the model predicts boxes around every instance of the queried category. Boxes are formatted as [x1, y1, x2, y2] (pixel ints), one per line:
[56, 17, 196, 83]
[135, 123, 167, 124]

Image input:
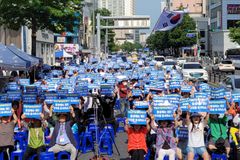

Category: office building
[209, 0, 240, 58]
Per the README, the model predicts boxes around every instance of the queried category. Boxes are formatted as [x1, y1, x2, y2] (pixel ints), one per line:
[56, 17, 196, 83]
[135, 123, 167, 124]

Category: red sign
[227, 4, 240, 14]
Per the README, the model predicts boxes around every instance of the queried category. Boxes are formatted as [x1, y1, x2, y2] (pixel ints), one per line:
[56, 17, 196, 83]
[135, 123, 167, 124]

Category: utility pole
[96, 13, 101, 60]
[105, 20, 108, 59]
[92, 0, 96, 55]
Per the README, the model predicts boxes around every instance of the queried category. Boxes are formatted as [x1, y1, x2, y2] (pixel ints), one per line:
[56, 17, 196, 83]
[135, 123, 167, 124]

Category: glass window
[235, 79, 240, 88]
[227, 20, 239, 29]
[225, 78, 232, 86]
[183, 64, 203, 69]
[200, 31, 205, 38]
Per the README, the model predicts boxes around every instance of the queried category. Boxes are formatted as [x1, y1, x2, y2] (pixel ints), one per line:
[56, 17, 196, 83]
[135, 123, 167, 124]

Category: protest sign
[211, 88, 226, 99]
[7, 82, 19, 91]
[232, 93, 240, 102]
[128, 110, 146, 125]
[19, 79, 30, 86]
[23, 104, 42, 119]
[165, 94, 180, 105]
[180, 99, 189, 111]
[189, 98, 209, 112]
[22, 94, 37, 104]
[134, 101, 149, 109]
[7, 91, 21, 101]
[153, 105, 174, 120]
[132, 89, 142, 97]
[0, 94, 8, 102]
[194, 92, 209, 99]
[169, 80, 181, 89]
[0, 103, 12, 117]
[181, 85, 192, 93]
[153, 96, 170, 106]
[53, 100, 71, 112]
[100, 84, 113, 96]
[177, 127, 188, 139]
[44, 93, 58, 104]
[209, 100, 226, 114]
[25, 85, 38, 93]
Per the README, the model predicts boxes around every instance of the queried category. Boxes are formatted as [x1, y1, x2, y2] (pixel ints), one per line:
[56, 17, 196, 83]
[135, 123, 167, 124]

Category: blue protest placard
[232, 93, 240, 102]
[7, 82, 19, 91]
[181, 85, 192, 93]
[211, 88, 226, 99]
[44, 93, 58, 104]
[65, 93, 80, 99]
[134, 101, 149, 109]
[177, 127, 188, 139]
[132, 89, 142, 97]
[189, 98, 209, 112]
[23, 104, 42, 119]
[25, 85, 38, 94]
[19, 79, 30, 86]
[7, 91, 21, 101]
[153, 105, 174, 120]
[68, 99, 80, 105]
[180, 99, 189, 111]
[53, 100, 71, 112]
[127, 110, 146, 125]
[209, 100, 226, 114]
[198, 83, 210, 92]
[225, 91, 232, 100]
[169, 80, 181, 89]
[194, 92, 209, 99]
[0, 94, 7, 102]
[22, 94, 37, 104]
[100, 84, 113, 96]
[165, 94, 181, 105]
[0, 103, 12, 117]
[153, 96, 170, 106]
[57, 89, 69, 97]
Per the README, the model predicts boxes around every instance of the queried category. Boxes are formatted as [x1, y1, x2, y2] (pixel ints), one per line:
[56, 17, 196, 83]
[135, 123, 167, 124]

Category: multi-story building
[98, 0, 136, 44]
[170, 0, 207, 17]
[209, 0, 240, 58]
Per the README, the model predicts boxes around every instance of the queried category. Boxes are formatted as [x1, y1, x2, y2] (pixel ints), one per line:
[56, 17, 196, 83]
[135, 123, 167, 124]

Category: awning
[0, 43, 30, 70]
[7, 45, 39, 67]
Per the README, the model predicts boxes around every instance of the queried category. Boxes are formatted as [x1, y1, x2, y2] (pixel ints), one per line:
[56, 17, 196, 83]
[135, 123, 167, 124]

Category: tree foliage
[0, 0, 83, 56]
[121, 41, 142, 53]
[146, 14, 197, 56]
[229, 21, 240, 45]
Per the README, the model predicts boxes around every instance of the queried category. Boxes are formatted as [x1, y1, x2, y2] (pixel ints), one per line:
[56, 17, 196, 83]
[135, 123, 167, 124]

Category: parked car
[220, 75, 240, 93]
[212, 60, 235, 73]
[181, 62, 208, 82]
[153, 56, 165, 67]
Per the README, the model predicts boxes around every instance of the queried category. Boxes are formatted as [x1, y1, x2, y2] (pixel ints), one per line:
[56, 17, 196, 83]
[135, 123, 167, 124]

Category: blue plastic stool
[73, 133, 81, 150]
[10, 150, 24, 160]
[116, 118, 125, 132]
[145, 149, 151, 160]
[211, 153, 227, 160]
[40, 152, 54, 160]
[14, 131, 28, 150]
[30, 154, 37, 160]
[98, 133, 113, 156]
[80, 132, 94, 153]
[57, 151, 70, 160]
[88, 124, 100, 141]
[0, 152, 3, 160]
[101, 124, 115, 140]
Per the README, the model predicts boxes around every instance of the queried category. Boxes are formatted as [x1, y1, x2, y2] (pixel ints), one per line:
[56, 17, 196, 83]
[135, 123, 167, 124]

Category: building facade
[209, 0, 240, 58]
[170, 0, 207, 17]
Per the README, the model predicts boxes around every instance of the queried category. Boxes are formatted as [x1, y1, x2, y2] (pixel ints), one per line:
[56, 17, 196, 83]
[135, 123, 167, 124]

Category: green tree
[121, 41, 135, 53]
[133, 42, 143, 51]
[93, 8, 116, 52]
[229, 21, 240, 45]
[146, 14, 197, 56]
[0, 0, 83, 56]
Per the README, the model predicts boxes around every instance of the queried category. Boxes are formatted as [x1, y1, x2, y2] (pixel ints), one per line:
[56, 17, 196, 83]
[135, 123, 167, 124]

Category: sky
[136, 0, 161, 34]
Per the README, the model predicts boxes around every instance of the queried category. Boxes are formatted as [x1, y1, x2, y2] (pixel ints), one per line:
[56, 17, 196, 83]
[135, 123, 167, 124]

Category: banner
[7, 82, 19, 91]
[53, 100, 71, 112]
[128, 110, 146, 125]
[132, 89, 142, 97]
[23, 104, 42, 119]
[22, 94, 37, 104]
[209, 100, 226, 114]
[45, 93, 58, 104]
[232, 93, 240, 102]
[100, 84, 113, 96]
[153, 105, 174, 120]
[189, 98, 209, 112]
[25, 85, 38, 93]
[134, 101, 149, 109]
[0, 94, 7, 102]
[153, 9, 184, 31]
[0, 103, 12, 117]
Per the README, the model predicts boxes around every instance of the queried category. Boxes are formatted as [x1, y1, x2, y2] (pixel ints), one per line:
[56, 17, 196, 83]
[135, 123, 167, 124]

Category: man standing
[118, 79, 129, 117]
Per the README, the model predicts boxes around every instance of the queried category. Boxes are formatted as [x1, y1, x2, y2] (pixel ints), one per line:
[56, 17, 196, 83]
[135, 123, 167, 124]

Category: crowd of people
[0, 58, 239, 160]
